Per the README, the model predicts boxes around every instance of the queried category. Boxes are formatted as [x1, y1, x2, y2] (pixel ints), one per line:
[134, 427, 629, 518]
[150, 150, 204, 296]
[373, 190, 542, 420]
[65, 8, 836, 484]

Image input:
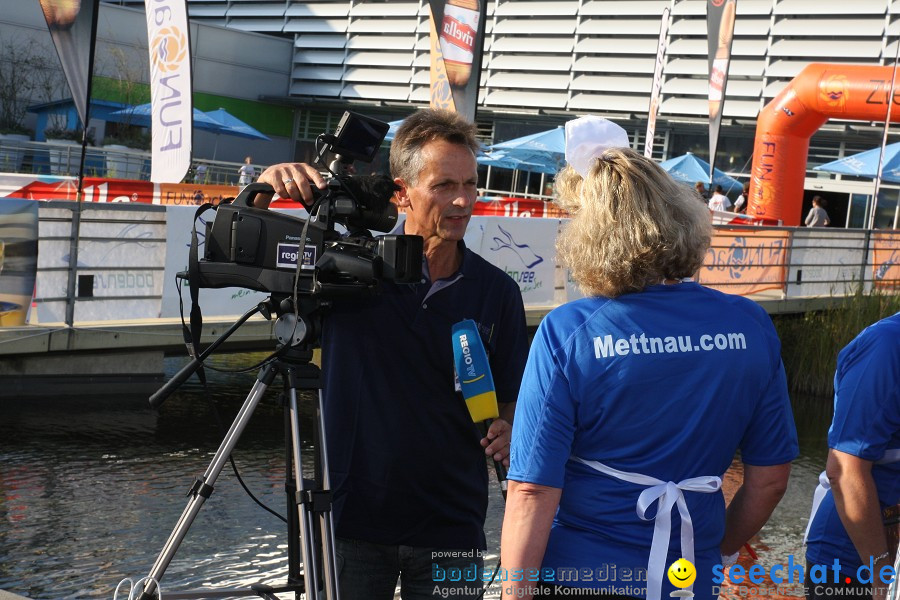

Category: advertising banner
[475, 197, 568, 219]
[697, 229, 788, 296]
[39, 0, 100, 128]
[2, 174, 238, 206]
[145, 0, 193, 183]
[35, 206, 166, 323]
[471, 217, 558, 306]
[873, 231, 900, 289]
[645, 7, 671, 159]
[428, 0, 487, 122]
[0, 199, 38, 326]
[707, 0, 736, 181]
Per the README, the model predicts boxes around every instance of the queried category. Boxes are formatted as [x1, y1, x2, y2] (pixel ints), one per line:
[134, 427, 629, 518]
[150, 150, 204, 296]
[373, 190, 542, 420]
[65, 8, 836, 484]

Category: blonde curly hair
[555, 147, 712, 298]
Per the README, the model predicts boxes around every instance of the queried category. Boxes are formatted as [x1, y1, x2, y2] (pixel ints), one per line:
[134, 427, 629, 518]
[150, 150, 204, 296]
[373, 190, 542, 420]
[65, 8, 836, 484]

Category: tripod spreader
[149, 300, 271, 409]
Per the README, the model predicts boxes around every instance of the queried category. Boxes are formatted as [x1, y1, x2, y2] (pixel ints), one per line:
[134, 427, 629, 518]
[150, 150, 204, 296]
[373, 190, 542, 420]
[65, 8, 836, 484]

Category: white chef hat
[564, 116, 630, 178]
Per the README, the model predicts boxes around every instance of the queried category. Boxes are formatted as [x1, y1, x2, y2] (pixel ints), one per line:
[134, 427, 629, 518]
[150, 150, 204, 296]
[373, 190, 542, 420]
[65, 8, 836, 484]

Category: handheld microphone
[451, 319, 508, 499]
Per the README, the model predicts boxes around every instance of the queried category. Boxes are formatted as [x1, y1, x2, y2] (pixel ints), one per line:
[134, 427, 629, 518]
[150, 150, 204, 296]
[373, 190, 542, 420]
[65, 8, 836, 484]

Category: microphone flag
[451, 319, 499, 423]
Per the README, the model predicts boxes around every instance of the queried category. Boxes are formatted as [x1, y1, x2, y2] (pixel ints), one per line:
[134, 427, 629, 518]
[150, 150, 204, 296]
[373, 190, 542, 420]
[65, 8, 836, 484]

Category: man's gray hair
[389, 109, 479, 185]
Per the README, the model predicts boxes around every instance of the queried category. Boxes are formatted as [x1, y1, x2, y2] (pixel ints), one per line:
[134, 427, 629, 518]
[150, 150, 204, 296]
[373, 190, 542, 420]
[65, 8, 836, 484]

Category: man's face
[396, 139, 478, 243]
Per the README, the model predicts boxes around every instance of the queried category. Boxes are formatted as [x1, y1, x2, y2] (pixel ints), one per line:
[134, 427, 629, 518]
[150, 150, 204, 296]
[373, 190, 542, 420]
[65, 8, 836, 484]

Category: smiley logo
[667, 558, 696, 588]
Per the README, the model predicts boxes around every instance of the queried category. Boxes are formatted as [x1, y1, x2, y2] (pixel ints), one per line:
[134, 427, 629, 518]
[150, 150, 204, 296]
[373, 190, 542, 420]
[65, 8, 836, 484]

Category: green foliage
[91, 76, 151, 105]
[44, 126, 94, 145]
[773, 289, 900, 396]
[103, 127, 151, 151]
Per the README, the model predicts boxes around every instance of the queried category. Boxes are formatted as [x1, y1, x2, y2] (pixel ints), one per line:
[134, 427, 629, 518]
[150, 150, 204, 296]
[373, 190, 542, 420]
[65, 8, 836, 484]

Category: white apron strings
[803, 448, 900, 544]
[571, 456, 722, 600]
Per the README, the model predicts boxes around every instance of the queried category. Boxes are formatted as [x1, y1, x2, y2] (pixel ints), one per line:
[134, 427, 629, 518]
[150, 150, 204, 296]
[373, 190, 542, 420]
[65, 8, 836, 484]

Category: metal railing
[0, 137, 265, 185]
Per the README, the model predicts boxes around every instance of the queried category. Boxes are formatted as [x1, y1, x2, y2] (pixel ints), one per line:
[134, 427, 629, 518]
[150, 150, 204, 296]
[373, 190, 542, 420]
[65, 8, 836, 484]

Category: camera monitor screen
[330, 112, 390, 163]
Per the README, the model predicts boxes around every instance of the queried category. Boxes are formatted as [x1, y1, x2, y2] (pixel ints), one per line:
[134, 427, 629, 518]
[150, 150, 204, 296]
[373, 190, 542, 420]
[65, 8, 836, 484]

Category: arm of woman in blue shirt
[501, 481, 562, 600]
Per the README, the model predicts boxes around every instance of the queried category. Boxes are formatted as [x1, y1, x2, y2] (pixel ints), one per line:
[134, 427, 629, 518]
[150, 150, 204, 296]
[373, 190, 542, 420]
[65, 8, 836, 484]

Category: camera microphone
[339, 174, 399, 207]
[451, 319, 508, 499]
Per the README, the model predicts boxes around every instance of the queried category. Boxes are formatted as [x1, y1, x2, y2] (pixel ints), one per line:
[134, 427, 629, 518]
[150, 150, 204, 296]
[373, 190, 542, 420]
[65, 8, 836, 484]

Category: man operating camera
[254, 109, 528, 599]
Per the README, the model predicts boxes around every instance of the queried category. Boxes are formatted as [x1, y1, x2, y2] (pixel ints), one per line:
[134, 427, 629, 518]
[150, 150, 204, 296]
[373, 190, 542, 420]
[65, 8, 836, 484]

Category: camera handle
[231, 182, 277, 208]
[137, 302, 340, 600]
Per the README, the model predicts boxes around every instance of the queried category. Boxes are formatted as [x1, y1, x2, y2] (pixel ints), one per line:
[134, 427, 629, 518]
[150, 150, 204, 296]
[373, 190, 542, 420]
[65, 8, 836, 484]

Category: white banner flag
[145, 0, 192, 183]
[644, 7, 670, 158]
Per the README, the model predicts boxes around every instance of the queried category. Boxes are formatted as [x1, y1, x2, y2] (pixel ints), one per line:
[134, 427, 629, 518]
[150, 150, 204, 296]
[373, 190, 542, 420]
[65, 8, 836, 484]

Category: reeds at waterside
[772, 288, 900, 397]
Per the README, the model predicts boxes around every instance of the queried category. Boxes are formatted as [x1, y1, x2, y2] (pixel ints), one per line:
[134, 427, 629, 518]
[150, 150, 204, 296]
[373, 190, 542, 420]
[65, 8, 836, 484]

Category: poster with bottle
[428, 0, 487, 123]
[645, 7, 671, 159]
[707, 0, 737, 183]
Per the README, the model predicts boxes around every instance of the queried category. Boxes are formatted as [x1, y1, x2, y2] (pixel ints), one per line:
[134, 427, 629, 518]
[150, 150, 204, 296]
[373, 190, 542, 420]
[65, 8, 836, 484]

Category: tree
[96, 46, 151, 149]
[0, 34, 64, 135]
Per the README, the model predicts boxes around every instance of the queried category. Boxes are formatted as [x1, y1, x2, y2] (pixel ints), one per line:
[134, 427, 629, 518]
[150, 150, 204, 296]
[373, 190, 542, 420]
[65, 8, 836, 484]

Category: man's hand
[255, 162, 328, 209]
[481, 418, 511, 467]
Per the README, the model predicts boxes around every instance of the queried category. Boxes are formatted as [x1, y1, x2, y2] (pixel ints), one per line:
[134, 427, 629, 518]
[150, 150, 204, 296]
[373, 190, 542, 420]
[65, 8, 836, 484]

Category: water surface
[0, 356, 831, 599]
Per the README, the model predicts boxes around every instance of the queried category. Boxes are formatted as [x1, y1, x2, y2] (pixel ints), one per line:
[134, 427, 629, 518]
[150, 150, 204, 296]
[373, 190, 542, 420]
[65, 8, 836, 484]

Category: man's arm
[825, 449, 891, 598]
[500, 480, 562, 600]
[720, 462, 791, 555]
[253, 162, 328, 209]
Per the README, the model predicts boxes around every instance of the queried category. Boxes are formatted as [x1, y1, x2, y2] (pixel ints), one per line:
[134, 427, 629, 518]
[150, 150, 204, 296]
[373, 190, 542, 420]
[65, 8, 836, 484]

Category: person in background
[734, 182, 750, 214]
[238, 156, 256, 186]
[252, 109, 529, 600]
[805, 195, 830, 227]
[694, 181, 707, 201]
[708, 184, 732, 212]
[500, 116, 798, 600]
[804, 311, 900, 600]
[193, 163, 208, 184]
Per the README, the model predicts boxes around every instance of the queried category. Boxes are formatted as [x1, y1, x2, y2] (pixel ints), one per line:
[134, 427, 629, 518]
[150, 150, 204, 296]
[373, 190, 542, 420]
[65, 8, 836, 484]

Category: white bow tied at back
[572, 456, 723, 600]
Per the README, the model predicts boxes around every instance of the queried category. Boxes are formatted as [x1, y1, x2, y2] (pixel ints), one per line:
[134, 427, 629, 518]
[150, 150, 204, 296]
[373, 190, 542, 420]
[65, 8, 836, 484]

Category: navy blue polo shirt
[320, 242, 528, 549]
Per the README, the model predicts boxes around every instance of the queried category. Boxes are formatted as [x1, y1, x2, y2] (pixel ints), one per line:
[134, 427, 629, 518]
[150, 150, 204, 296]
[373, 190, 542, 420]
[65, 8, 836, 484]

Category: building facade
[106, 1, 900, 160]
[85, 1, 900, 224]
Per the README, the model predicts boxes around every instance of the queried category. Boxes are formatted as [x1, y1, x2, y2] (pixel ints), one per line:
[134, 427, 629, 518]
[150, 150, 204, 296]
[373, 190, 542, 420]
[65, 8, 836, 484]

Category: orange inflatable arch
[749, 63, 900, 225]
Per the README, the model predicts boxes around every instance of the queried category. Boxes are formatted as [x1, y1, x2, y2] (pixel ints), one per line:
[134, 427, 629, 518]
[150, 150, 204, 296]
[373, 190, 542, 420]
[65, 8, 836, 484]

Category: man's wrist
[498, 402, 516, 423]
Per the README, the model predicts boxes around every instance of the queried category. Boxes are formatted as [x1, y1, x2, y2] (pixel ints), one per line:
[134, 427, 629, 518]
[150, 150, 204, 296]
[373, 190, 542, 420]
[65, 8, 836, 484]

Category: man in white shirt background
[708, 184, 732, 212]
[805, 195, 831, 227]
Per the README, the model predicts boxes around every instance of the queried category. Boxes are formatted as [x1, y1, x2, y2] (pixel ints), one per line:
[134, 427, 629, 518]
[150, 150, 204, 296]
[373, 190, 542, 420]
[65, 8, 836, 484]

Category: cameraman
[255, 109, 529, 600]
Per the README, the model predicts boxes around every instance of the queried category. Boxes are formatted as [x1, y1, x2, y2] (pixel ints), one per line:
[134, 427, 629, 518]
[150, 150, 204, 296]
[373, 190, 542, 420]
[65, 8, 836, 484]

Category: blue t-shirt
[321, 244, 528, 549]
[509, 282, 798, 598]
[806, 312, 900, 573]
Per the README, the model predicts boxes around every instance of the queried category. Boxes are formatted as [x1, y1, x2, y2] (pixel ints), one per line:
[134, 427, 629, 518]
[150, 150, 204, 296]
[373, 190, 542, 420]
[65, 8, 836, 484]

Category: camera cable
[204, 381, 288, 524]
[173, 273, 288, 523]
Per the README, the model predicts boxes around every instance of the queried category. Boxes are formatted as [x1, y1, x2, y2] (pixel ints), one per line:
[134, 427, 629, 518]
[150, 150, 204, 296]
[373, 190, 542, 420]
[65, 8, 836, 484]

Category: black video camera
[192, 111, 423, 297]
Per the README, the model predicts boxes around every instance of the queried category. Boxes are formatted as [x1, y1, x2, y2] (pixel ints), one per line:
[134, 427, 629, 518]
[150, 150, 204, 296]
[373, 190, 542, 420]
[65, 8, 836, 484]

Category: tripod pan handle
[149, 356, 201, 409]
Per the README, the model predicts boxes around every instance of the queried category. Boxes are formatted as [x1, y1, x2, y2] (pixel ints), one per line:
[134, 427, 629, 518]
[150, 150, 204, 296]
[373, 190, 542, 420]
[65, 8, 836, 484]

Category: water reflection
[0, 356, 833, 599]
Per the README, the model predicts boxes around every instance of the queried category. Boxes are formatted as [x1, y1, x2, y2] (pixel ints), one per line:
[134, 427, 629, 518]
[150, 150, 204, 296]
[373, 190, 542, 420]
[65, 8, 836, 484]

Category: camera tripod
[135, 297, 339, 600]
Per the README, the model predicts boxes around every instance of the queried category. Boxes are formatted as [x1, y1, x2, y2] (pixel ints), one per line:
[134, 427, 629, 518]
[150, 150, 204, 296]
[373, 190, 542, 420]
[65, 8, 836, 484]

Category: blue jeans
[336, 536, 485, 600]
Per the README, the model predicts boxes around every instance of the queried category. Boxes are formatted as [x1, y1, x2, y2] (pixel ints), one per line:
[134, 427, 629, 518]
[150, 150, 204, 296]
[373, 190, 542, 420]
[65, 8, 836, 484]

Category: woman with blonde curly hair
[500, 117, 798, 600]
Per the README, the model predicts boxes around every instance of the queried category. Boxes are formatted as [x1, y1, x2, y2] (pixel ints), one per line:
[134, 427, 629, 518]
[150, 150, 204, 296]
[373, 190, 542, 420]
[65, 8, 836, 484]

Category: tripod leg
[286, 385, 320, 599]
[137, 365, 278, 600]
[315, 390, 340, 600]
[284, 403, 302, 588]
